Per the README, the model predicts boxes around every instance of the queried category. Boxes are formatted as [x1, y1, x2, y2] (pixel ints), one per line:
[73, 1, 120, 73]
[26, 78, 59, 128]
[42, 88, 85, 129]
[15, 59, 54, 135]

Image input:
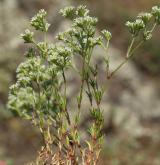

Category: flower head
[126, 19, 145, 36]
[76, 5, 89, 17]
[138, 12, 152, 25]
[30, 9, 50, 32]
[151, 6, 160, 24]
[59, 6, 76, 19]
[21, 29, 34, 43]
[101, 30, 112, 41]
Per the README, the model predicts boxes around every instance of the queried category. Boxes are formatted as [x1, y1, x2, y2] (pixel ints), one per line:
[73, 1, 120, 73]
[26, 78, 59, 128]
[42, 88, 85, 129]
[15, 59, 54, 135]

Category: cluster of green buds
[138, 12, 152, 25]
[30, 9, 50, 32]
[126, 6, 160, 41]
[59, 5, 89, 19]
[126, 19, 145, 37]
[57, 5, 106, 67]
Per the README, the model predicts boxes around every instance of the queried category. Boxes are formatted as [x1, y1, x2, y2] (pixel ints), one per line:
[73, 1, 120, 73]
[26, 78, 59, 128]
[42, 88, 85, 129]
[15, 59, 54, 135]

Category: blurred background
[0, 0, 160, 164]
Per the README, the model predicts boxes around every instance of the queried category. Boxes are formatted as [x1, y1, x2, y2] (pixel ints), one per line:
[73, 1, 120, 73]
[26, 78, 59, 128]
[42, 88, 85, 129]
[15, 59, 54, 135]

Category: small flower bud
[143, 31, 152, 41]
[59, 6, 76, 19]
[134, 19, 145, 30]
[21, 29, 34, 43]
[101, 30, 112, 41]
[94, 36, 103, 45]
[138, 12, 152, 25]
[76, 5, 89, 17]
[74, 16, 98, 28]
[151, 6, 160, 24]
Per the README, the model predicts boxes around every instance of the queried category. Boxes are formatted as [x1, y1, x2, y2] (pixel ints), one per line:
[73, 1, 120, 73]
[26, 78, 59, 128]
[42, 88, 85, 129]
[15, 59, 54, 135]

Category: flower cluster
[58, 5, 104, 62]
[138, 12, 152, 25]
[59, 5, 89, 19]
[48, 45, 72, 69]
[126, 19, 145, 37]
[76, 5, 89, 17]
[30, 9, 50, 32]
[126, 6, 160, 41]
[59, 6, 76, 19]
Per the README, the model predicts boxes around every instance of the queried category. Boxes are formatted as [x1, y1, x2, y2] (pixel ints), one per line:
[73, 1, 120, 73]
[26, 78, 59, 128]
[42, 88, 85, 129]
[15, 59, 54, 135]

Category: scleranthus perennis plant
[8, 5, 160, 165]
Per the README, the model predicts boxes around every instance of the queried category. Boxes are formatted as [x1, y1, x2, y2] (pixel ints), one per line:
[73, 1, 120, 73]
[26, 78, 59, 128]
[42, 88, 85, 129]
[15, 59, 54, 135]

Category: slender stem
[110, 59, 128, 78]
[129, 41, 144, 58]
[62, 69, 71, 125]
[126, 38, 135, 58]
[110, 39, 142, 78]
[86, 78, 93, 106]
[77, 55, 86, 119]
[109, 22, 157, 78]
[101, 41, 110, 78]
[77, 32, 91, 115]
[35, 80, 47, 148]
[151, 23, 157, 33]
[77, 79, 85, 120]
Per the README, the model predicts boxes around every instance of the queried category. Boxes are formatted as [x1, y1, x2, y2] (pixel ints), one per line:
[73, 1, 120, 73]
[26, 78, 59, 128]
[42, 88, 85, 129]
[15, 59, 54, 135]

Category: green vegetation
[7, 5, 160, 165]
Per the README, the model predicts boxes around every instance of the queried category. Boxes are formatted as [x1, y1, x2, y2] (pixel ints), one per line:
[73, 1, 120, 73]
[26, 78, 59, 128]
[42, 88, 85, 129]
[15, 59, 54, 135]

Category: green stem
[126, 38, 135, 58]
[35, 80, 47, 148]
[110, 22, 157, 78]
[110, 40, 143, 78]
[103, 40, 110, 77]
[62, 69, 71, 125]
[86, 78, 93, 106]
[151, 23, 157, 33]
[77, 55, 86, 119]
[110, 59, 128, 78]
[129, 41, 144, 58]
